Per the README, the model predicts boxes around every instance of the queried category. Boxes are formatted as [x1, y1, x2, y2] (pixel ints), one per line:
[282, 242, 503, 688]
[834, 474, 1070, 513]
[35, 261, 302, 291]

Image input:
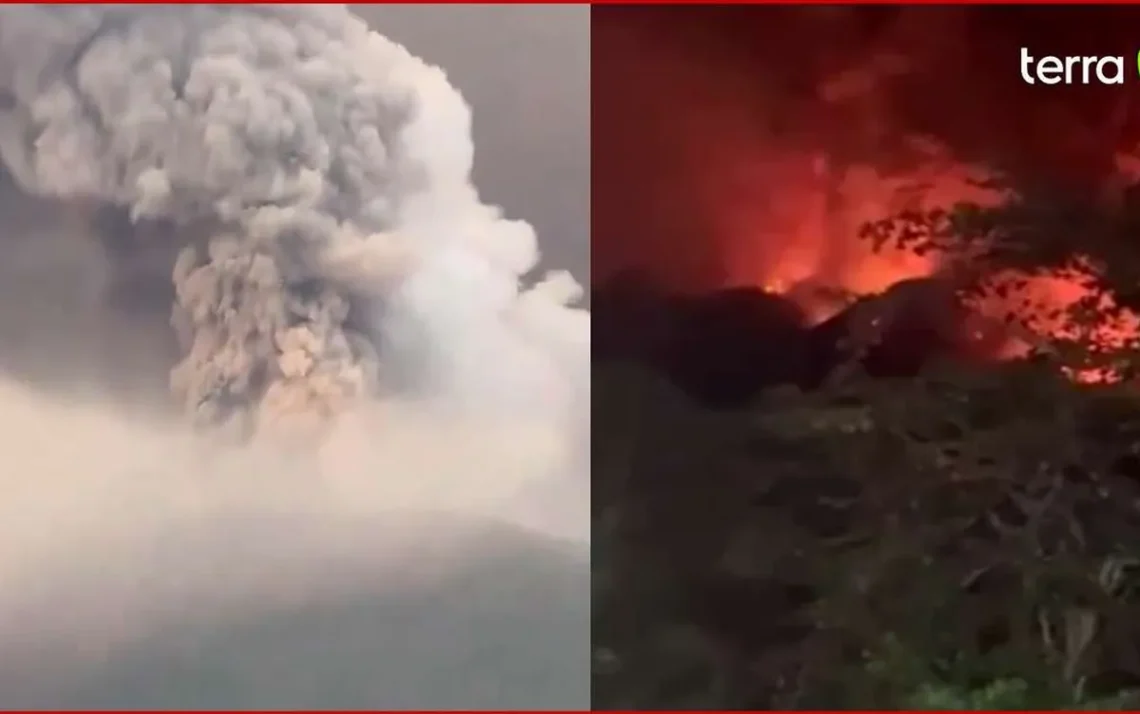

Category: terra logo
[1019, 47, 1134, 86]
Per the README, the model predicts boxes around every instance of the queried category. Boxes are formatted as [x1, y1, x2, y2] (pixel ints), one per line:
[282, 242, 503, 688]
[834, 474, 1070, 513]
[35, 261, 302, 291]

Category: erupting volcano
[594, 5, 1140, 397]
[0, 6, 589, 708]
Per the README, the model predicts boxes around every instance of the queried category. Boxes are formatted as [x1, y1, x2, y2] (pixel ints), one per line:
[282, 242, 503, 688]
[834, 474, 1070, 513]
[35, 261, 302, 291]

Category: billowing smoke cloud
[0, 4, 588, 708]
[0, 3, 586, 437]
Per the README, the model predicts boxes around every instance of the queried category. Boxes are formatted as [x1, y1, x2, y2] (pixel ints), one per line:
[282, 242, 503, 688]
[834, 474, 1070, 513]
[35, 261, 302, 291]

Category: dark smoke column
[0, 4, 588, 443]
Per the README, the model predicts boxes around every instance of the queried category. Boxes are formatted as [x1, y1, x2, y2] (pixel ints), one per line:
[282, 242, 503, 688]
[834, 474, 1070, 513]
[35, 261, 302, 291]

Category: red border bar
[8, 0, 1140, 5]
[592, 0, 1140, 4]
[11, 0, 1140, 4]
[0, 702, 1094, 707]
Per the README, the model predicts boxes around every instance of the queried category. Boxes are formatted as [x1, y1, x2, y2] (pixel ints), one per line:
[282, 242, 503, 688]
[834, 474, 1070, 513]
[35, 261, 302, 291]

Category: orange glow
[704, 136, 1140, 382]
[709, 142, 991, 322]
[977, 266, 1140, 383]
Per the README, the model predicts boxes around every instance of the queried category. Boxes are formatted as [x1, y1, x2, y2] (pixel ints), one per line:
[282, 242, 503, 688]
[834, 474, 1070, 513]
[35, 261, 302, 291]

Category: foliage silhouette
[594, 173, 1140, 708]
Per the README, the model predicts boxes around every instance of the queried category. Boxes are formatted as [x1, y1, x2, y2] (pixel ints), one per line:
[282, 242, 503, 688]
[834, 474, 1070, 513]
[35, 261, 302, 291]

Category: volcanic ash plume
[0, 4, 587, 443]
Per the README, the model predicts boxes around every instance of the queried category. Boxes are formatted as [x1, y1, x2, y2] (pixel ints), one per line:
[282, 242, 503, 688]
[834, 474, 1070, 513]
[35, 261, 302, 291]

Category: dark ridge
[594, 273, 1005, 408]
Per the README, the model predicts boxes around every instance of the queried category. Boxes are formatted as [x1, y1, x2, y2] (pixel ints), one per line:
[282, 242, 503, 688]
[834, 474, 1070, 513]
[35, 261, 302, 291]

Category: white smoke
[0, 4, 588, 708]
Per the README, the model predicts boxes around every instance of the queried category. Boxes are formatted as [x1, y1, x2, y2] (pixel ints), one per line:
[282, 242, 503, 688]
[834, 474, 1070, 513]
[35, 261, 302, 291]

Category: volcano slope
[0, 516, 588, 710]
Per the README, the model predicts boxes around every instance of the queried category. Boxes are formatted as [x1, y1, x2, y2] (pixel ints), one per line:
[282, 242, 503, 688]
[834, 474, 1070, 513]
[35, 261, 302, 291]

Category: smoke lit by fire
[594, 6, 1140, 383]
[713, 129, 1140, 382]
